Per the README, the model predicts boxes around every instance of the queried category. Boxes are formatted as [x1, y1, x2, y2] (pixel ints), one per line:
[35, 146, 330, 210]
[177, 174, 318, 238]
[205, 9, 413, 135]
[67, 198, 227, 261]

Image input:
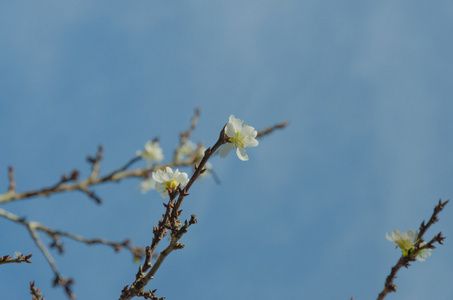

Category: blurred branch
[377, 199, 448, 300]
[0, 253, 32, 265]
[256, 120, 289, 138]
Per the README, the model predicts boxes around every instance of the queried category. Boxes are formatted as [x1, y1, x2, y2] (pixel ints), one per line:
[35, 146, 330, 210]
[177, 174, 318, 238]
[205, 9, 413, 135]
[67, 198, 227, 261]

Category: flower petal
[225, 123, 236, 138]
[236, 147, 249, 161]
[219, 143, 233, 158]
[385, 233, 393, 242]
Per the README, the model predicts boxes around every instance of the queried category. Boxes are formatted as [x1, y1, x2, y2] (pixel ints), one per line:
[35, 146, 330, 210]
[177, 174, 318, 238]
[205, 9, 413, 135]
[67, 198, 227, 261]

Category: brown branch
[0, 253, 32, 265]
[377, 199, 448, 300]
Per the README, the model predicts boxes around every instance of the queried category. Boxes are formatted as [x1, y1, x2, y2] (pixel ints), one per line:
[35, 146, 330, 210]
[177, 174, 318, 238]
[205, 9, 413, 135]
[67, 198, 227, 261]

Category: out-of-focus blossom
[139, 178, 155, 194]
[137, 141, 164, 166]
[175, 140, 196, 162]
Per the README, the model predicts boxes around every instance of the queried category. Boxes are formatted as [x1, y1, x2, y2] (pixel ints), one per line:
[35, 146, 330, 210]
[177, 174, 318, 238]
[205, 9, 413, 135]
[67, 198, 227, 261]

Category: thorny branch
[0, 108, 288, 299]
[377, 199, 448, 300]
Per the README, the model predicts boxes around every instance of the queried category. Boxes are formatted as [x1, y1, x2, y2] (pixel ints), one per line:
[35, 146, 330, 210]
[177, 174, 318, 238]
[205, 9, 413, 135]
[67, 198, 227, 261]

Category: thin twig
[256, 120, 289, 138]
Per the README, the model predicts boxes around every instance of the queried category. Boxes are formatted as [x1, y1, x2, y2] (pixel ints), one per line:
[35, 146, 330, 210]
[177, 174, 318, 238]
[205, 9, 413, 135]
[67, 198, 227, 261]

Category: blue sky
[1, 1, 453, 299]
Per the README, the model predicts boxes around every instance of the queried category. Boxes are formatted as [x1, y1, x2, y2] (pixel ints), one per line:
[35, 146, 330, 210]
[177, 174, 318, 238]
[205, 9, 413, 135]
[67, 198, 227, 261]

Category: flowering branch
[120, 114, 269, 299]
[0, 109, 287, 299]
[119, 127, 228, 300]
[377, 199, 448, 300]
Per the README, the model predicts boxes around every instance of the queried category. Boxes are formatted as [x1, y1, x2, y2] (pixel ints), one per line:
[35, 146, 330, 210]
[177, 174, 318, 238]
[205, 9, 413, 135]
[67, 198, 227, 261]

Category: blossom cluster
[137, 114, 259, 196]
[386, 229, 432, 261]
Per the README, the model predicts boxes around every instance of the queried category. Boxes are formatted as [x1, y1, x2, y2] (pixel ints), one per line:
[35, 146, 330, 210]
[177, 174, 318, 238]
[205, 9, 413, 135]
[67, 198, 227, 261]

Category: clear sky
[1, 1, 453, 299]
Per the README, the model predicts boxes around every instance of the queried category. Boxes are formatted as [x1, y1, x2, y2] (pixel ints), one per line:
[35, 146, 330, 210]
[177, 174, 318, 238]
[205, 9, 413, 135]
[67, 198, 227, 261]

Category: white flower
[137, 141, 164, 165]
[416, 242, 432, 262]
[139, 178, 156, 194]
[386, 229, 418, 256]
[152, 167, 189, 198]
[219, 114, 259, 161]
[175, 140, 196, 162]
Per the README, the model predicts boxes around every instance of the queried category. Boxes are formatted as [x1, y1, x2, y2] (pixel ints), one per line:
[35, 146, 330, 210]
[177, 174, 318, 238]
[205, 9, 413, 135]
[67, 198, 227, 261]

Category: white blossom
[139, 178, 156, 194]
[386, 229, 418, 257]
[152, 167, 189, 198]
[175, 140, 196, 162]
[13, 251, 22, 259]
[416, 242, 432, 262]
[219, 114, 259, 161]
[137, 141, 164, 166]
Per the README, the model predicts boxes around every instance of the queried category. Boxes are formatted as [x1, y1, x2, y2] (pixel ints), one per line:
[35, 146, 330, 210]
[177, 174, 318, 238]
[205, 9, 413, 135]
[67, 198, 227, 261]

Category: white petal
[225, 123, 236, 138]
[229, 115, 243, 131]
[152, 171, 162, 183]
[154, 183, 165, 193]
[245, 137, 259, 147]
[240, 125, 255, 136]
[176, 173, 189, 186]
[392, 229, 402, 240]
[385, 233, 394, 242]
[219, 144, 233, 158]
[236, 147, 249, 161]
[404, 230, 417, 242]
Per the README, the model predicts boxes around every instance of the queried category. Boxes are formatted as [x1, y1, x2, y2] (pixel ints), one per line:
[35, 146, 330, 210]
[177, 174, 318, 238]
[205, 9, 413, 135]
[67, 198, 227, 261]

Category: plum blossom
[416, 242, 432, 262]
[137, 141, 164, 166]
[386, 229, 418, 256]
[175, 140, 197, 162]
[139, 178, 156, 194]
[386, 229, 432, 261]
[152, 167, 189, 198]
[219, 115, 259, 161]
